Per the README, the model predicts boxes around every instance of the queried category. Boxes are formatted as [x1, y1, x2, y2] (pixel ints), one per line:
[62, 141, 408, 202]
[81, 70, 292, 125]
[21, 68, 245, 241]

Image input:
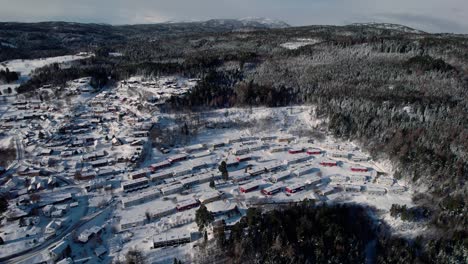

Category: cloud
[0, 0, 466, 33]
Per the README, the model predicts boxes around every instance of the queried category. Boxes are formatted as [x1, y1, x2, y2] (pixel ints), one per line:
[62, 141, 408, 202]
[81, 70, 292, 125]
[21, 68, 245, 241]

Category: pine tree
[195, 204, 214, 231]
[209, 179, 215, 188]
[218, 161, 229, 181]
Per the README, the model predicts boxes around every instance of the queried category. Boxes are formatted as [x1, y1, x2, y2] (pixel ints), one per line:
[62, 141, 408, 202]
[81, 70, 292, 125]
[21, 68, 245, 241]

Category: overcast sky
[0, 0, 467, 33]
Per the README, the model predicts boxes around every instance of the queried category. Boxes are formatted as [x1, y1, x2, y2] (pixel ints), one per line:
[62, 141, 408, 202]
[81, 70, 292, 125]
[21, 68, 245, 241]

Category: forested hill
[0, 19, 288, 61]
[1, 21, 467, 261]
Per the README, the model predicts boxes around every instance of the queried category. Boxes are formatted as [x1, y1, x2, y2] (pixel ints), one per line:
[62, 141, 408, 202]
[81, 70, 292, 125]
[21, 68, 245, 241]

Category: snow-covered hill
[350, 22, 425, 34]
[185, 18, 290, 29]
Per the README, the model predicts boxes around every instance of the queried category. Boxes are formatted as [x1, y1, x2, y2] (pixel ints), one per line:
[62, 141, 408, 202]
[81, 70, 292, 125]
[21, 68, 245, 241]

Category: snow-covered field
[280, 38, 322, 50]
[0, 53, 93, 96]
[0, 53, 93, 77]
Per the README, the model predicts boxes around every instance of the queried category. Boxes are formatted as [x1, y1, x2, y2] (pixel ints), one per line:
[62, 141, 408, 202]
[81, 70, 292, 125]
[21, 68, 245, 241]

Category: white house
[45, 220, 62, 235]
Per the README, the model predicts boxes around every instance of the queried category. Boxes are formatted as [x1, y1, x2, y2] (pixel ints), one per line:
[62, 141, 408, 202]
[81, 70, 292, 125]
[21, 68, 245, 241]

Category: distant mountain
[350, 22, 426, 34]
[163, 17, 290, 29]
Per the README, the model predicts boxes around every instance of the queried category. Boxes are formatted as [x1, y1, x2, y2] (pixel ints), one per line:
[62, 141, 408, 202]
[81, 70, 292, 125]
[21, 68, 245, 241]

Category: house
[184, 144, 207, 153]
[330, 152, 350, 159]
[350, 167, 368, 172]
[351, 155, 369, 162]
[269, 146, 289, 153]
[94, 246, 107, 258]
[236, 155, 251, 162]
[285, 183, 306, 194]
[270, 171, 291, 183]
[211, 142, 225, 149]
[132, 131, 149, 138]
[167, 154, 188, 163]
[306, 148, 322, 155]
[129, 169, 149, 180]
[293, 166, 319, 177]
[38, 148, 53, 156]
[231, 172, 252, 183]
[160, 183, 184, 196]
[319, 186, 336, 196]
[239, 181, 261, 193]
[260, 136, 277, 141]
[248, 166, 267, 177]
[43, 205, 56, 217]
[45, 220, 62, 234]
[189, 158, 214, 171]
[97, 168, 115, 178]
[121, 178, 149, 192]
[122, 188, 161, 208]
[51, 209, 65, 218]
[153, 231, 193, 249]
[365, 186, 386, 195]
[328, 174, 348, 183]
[49, 240, 70, 261]
[225, 159, 239, 168]
[233, 147, 250, 156]
[227, 138, 243, 144]
[148, 206, 176, 221]
[176, 199, 200, 211]
[112, 137, 124, 146]
[178, 176, 200, 187]
[88, 159, 108, 168]
[119, 214, 147, 231]
[77, 171, 96, 181]
[249, 144, 267, 152]
[288, 148, 304, 154]
[348, 175, 368, 183]
[78, 225, 104, 243]
[150, 171, 174, 183]
[285, 154, 312, 165]
[377, 177, 395, 186]
[388, 185, 407, 194]
[198, 191, 223, 204]
[149, 160, 171, 172]
[206, 201, 238, 217]
[277, 137, 295, 143]
[320, 160, 338, 167]
[172, 167, 193, 177]
[344, 185, 362, 192]
[304, 175, 322, 186]
[264, 162, 285, 173]
[261, 184, 284, 195]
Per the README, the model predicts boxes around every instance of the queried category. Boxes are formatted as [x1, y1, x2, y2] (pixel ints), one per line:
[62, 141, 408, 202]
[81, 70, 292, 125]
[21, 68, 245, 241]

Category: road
[0, 200, 115, 264]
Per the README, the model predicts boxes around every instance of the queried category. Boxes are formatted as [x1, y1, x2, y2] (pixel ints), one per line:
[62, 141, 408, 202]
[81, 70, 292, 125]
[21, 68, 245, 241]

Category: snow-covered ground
[280, 38, 322, 50]
[0, 53, 93, 77]
[0, 53, 93, 96]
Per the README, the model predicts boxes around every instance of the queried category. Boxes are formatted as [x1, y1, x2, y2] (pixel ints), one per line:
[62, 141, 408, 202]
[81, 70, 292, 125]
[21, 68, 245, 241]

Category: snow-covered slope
[198, 18, 290, 29]
[239, 17, 290, 28]
[350, 22, 425, 34]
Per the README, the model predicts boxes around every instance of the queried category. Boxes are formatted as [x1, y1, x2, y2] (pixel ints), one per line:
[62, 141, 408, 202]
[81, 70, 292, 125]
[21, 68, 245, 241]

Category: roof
[198, 191, 222, 203]
[176, 198, 199, 208]
[206, 200, 236, 213]
[160, 183, 183, 193]
[46, 220, 62, 230]
[153, 231, 191, 243]
[94, 245, 107, 256]
[49, 240, 68, 254]
[240, 181, 262, 190]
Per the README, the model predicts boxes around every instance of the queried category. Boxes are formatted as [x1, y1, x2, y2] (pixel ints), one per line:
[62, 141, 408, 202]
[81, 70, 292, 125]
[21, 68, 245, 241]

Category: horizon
[0, 18, 463, 35]
[0, 0, 467, 34]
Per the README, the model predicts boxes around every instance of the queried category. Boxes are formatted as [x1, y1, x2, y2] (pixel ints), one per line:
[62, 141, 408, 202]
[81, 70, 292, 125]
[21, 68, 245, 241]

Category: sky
[0, 0, 467, 33]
